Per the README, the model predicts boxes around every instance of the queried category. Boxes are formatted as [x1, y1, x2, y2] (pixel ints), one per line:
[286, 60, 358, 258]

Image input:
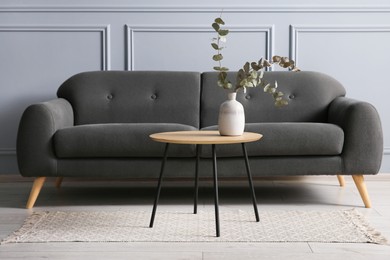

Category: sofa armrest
[17, 98, 74, 177]
[328, 97, 383, 174]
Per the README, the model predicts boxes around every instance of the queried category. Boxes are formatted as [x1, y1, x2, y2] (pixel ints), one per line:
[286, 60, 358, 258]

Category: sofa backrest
[201, 71, 346, 127]
[57, 71, 201, 127]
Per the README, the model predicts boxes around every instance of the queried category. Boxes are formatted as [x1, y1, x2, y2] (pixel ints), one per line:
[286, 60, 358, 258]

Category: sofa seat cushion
[201, 123, 344, 157]
[54, 123, 197, 158]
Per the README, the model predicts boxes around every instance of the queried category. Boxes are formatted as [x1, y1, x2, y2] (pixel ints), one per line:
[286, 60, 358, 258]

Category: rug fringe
[0, 211, 48, 245]
[344, 209, 388, 245]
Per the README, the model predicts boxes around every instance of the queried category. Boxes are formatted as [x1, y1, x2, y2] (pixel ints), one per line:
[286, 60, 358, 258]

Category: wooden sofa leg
[26, 177, 46, 209]
[352, 175, 372, 208]
[55, 177, 63, 189]
[337, 175, 345, 187]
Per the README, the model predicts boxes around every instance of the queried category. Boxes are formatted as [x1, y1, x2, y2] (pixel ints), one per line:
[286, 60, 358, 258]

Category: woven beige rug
[1, 209, 387, 244]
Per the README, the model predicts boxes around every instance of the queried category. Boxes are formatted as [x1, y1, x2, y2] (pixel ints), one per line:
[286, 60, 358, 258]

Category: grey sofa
[17, 71, 383, 209]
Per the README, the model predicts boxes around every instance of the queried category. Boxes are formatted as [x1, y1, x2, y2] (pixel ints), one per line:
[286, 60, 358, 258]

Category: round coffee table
[149, 130, 262, 237]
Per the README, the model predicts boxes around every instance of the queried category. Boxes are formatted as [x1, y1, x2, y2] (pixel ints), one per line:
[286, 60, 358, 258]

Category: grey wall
[1, 0, 390, 174]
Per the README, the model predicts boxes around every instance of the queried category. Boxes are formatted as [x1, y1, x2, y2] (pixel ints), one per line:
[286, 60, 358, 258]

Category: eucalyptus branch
[211, 16, 300, 107]
[211, 17, 232, 89]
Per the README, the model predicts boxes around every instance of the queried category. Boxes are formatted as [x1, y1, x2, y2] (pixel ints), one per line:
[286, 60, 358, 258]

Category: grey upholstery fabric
[17, 99, 74, 177]
[55, 156, 342, 178]
[57, 158, 198, 178]
[201, 123, 344, 157]
[57, 71, 200, 128]
[328, 97, 383, 174]
[214, 156, 342, 177]
[54, 123, 197, 158]
[200, 71, 346, 127]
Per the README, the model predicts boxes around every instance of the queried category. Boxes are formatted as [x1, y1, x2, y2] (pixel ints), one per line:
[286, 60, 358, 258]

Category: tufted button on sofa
[17, 71, 383, 209]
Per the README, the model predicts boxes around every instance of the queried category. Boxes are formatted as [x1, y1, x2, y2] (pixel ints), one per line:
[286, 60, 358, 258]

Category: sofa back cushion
[200, 71, 346, 127]
[57, 71, 200, 127]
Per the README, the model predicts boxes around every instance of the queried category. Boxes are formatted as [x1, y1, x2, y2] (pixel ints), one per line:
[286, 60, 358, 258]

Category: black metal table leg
[149, 143, 170, 228]
[193, 144, 200, 214]
[212, 144, 220, 237]
[242, 143, 260, 222]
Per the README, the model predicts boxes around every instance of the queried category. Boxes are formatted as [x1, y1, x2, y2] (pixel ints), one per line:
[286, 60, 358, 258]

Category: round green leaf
[218, 29, 229, 36]
[213, 54, 223, 61]
[211, 43, 219, 50]
[214, 18, 225, 25]
[212, 23, 220, 32]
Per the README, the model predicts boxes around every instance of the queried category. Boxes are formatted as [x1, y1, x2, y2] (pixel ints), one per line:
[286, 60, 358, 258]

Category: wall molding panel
[290, 25, 390, 66]
[0, 25, 111, 70]
[0, 24, 111, 169]
[125, 25, 274, 71]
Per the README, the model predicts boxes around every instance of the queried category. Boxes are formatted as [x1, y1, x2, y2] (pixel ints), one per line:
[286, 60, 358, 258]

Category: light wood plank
[352, 175, 372, 208]
[203, 252, 390, 260]
[0, 242, 311, 253]
[0, 251, 202, 260]
[26, 177, 46, 209]
[309, 242, 390, 255]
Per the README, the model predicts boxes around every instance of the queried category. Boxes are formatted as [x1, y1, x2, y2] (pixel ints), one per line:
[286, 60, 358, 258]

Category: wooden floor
[0, 176, 390, 259]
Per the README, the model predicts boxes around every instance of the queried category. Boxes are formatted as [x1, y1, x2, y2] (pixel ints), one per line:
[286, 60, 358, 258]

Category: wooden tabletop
[150, 131, 262, 145]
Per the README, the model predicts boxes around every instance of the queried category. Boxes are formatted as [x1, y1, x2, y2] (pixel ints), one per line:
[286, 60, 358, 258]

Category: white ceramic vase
[218, 92, 245, 136]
